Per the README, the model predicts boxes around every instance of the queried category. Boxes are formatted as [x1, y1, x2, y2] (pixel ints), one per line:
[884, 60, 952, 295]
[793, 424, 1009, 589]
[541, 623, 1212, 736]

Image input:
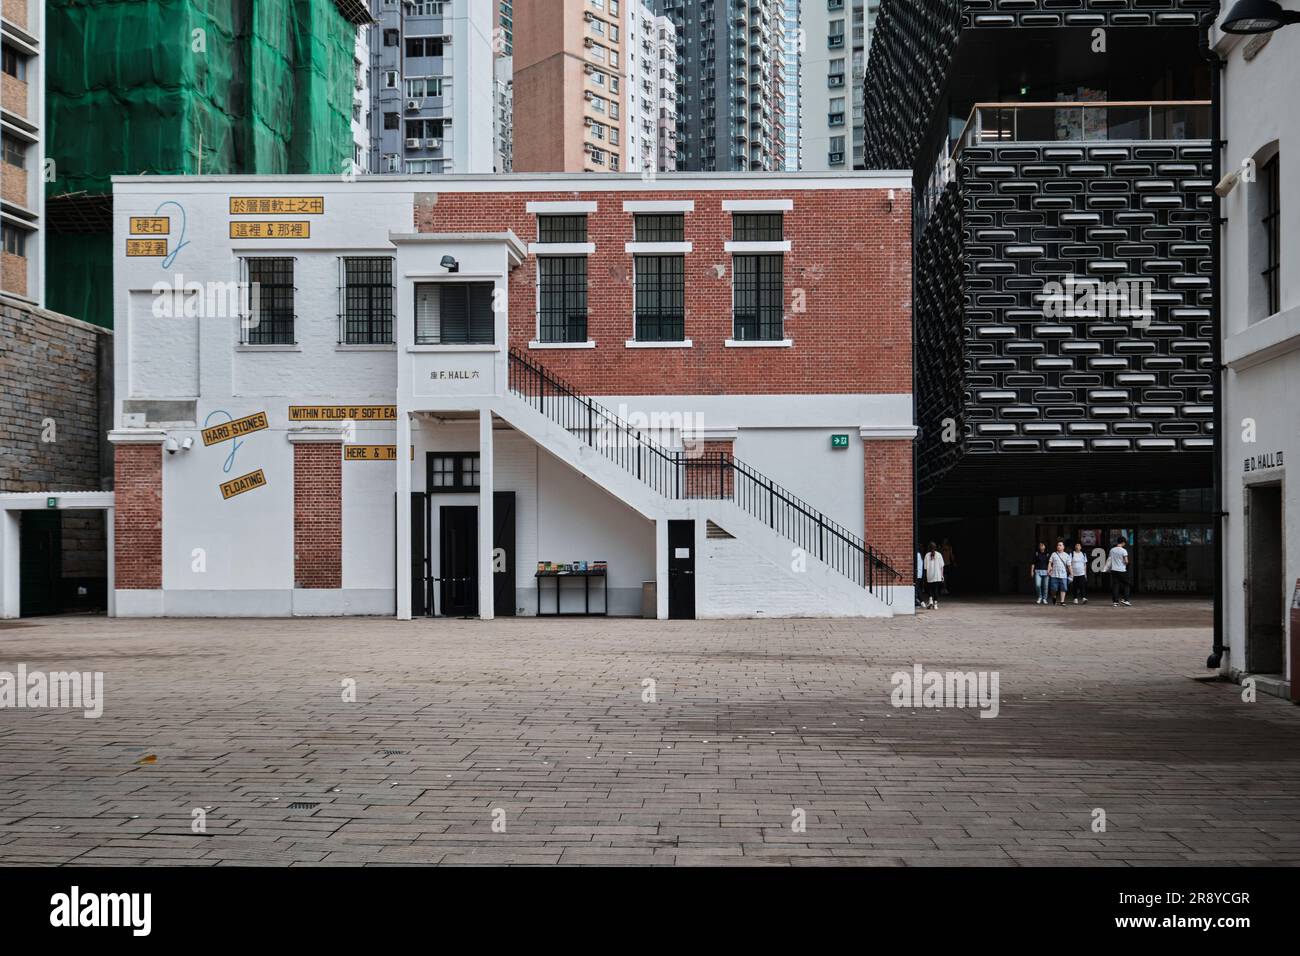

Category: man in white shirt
[1068, 542, 1089, 604]
[1047, 541, 1071, 606]
[1108, 538, 1131, 607]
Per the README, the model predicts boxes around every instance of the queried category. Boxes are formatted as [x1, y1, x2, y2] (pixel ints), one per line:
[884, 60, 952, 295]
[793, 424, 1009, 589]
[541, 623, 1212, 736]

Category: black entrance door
[1246, 484, 1284, 674]
[667, 519, 695, 620]
[411, 493, 429, 616]
[440, 505, 478, 617]
[20, 511, 62, 617]
[493, 491, 516, 617]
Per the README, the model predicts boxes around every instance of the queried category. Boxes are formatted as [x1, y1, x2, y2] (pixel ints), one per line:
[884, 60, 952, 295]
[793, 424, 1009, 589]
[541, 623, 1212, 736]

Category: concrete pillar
[396, 411, 413, 620]
[478, 407, 495, 620]
[655, 518, 669, 620]
[0, 509, 19, 619]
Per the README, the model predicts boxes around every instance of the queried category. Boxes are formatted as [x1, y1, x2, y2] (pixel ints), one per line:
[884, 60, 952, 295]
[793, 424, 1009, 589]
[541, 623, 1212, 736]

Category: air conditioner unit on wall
[405, 137, 421, 149]
[406, 99, 422, 110]
[424, 138, 440, 148]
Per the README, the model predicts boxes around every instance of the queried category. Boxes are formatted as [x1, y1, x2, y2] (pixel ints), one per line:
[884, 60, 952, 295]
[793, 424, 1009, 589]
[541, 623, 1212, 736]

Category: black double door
[19, 511, 61, 617]
[667, 519, 696, 620]
[410, 492, 515, 618]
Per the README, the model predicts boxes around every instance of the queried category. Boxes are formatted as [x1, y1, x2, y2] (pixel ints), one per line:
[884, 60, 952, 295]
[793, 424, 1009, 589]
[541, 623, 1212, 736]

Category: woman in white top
[922, 541, 945, 609]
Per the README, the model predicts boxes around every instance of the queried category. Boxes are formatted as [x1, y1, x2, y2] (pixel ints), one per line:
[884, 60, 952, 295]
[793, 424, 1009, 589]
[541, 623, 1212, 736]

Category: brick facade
[684, 438, 734, 499]
[293, 442, 342, 589]
[0, 295, 112, 493]
[863, 439, 913, 575]
[113, 443, 162, 589]
[414, 188, 912, 396]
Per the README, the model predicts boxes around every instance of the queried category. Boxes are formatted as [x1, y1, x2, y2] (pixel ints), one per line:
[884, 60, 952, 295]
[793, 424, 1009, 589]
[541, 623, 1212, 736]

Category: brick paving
[1, 599, 1299, 866]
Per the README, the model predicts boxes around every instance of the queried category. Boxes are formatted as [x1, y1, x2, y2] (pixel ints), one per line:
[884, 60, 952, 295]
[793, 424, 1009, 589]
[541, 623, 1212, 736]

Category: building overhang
[389, 231, 528, 268]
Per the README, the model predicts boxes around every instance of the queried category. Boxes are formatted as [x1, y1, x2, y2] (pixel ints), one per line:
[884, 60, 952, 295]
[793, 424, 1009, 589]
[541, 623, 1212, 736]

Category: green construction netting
[45, 0, 354, 327]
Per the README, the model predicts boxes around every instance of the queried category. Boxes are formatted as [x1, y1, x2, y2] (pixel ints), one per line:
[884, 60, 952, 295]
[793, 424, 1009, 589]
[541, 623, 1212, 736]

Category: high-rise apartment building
[655, 0, 786, 172]
[800, 0, 876, 170]
[513, 0, 629, 172]
[1, 0, 43, 304]
[626, 1, 678, 173]
[369, 0, 496, 175]
[782, 0, 801, 170]
[493, 54, 513, 173]
[352, 24, 372, 173]
[498, 0, 513, 54]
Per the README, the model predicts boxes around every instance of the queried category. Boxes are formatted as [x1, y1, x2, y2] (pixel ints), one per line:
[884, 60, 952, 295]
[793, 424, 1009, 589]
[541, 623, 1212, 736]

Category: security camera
[181, 436, 194, 451]
[165, 437, 179, 454]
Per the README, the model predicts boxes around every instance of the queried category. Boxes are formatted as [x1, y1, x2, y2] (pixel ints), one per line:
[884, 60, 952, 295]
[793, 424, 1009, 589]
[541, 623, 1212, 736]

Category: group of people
[915, 537, 1134, 610]
[1030, 538, 1132, 608]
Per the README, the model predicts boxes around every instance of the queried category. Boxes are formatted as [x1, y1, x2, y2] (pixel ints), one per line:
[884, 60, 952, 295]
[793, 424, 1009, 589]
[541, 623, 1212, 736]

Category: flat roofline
[111, 170, 912, 188]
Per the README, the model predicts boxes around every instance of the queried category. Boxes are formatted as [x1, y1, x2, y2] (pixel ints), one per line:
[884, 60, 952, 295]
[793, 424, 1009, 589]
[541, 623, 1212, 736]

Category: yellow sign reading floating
[229, 197, 325, 216]
[345, 445, 398, 461]
[129, 217, 170, 235]
[126, 239, 168, 257]
[289, 405, 397, 422]
[201, 411, 269, 447]
[229, 221, 310, 240]
[219, 468, 267, 500]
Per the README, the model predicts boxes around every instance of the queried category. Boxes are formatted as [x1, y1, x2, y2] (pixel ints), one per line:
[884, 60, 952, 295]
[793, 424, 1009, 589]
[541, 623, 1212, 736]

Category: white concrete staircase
[496, 350, 907, 618]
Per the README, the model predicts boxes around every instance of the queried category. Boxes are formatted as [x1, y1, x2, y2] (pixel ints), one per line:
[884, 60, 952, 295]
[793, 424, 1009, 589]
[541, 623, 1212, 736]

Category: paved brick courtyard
[1, 600, 1298, 866]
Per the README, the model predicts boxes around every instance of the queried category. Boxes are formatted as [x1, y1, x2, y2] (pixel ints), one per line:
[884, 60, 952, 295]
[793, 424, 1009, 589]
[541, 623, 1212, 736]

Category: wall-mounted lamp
[1222, 0, 1300, 33]
[181, 437, 194, 451]
[440, 255, 460, 273]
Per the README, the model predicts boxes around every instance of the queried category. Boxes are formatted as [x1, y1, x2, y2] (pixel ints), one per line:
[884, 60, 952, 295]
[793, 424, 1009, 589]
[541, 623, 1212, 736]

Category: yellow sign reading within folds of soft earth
[219, 469, 267, 500]
[126, 239, 168, 257]
[289, 405, 397, 421]
[201, 411, 269, 447]
[229, 221, 310, 239]
[229, 197, 325, 215]
[129, 217, 170, 235]
[345, 445, 398, 461]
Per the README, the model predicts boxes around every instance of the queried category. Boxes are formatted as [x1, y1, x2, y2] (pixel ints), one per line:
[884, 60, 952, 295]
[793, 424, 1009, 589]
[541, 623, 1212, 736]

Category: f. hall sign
[432, 369, 481, 380]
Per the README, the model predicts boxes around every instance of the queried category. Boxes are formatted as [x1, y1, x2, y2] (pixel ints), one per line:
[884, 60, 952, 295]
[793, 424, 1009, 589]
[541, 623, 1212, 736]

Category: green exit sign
[46, 497, 57, 509]
[831, 434, 849, 449]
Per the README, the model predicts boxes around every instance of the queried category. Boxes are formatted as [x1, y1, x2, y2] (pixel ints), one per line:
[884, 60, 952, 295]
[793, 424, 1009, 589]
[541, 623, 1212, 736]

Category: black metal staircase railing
[507, 347, 902, 604]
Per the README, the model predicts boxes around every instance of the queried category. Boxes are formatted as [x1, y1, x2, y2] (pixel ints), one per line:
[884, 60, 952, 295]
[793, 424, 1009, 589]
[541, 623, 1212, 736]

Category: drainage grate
[706, 520, 734, 539]
[287, 801, 320, 810]
[378, 749, 407, 756]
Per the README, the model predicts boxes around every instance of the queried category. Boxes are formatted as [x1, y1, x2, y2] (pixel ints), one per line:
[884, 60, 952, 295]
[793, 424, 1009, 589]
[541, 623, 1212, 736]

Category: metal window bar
[243, 257, 296, 345]
[339, 256, 394, 344]
[733, 253, 784, 341]
[732, 212, 784, 242]
[634, 254, 685, 341]
[633, 213, 685, 243]
[506, 348, 901, 603]
[538, 257, 588, 343]
[1263, 156, 1281, 316]
[537, 214, 588, 243]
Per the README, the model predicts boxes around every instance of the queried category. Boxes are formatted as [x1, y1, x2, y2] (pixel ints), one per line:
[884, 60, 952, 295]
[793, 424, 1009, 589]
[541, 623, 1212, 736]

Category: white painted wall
[1216, 18, 1300, 680]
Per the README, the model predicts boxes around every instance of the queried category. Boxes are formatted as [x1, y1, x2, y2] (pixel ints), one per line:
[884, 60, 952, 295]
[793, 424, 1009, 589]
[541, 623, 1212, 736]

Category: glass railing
[952, 100, 1211, 158]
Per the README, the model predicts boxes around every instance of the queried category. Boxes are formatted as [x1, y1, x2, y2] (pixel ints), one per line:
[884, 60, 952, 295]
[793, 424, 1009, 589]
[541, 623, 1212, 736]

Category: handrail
[950, 99, 1213, 161]
[506, 347, 902, 603]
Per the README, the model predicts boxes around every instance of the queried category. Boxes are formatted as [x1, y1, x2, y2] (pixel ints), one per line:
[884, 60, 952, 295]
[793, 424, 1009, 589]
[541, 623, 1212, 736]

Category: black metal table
[536, 571, 608, 616]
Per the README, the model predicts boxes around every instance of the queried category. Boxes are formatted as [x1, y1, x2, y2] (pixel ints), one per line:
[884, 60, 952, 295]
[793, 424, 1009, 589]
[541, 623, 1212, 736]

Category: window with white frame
[414, 282, 496, 345]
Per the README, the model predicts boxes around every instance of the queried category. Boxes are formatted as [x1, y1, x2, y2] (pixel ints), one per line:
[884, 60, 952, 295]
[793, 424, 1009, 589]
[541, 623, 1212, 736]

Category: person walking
[1030, 543, 1050, 604]
[922, 542, 945, 609]
[1069, 541, 1089, 604]
[1109, 537, 1132, 607]
[941, 538, 956, 595]
[1047, 541, 1071, 606]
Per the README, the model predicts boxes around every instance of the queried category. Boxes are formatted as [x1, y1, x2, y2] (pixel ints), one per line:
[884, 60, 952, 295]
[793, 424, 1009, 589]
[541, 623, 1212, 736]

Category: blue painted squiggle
[156, 200, 190, 269]
[202, 409, 243, 473]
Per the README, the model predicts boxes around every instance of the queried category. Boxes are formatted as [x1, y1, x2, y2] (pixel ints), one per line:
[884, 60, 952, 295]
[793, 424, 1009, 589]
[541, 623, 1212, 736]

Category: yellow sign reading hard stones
[345, 445, 398, 461]
[219, 469, 267, 500]
[129, 217, 170, 235]
[229, 221, 310, 239]
[289, 405, 397, 422]
[229, 197, 325, 215]
[201, 411, 269, 446]
[126, 239, 168, 257]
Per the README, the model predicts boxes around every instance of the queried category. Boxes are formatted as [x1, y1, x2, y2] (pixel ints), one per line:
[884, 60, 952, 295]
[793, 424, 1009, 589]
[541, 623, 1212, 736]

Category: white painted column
[655, 518, 669, 620]
[396, 411, 412, 620]
[478, 407, 495, 620]
[105, 506, 116, 619]
[0, 510, 20, 619]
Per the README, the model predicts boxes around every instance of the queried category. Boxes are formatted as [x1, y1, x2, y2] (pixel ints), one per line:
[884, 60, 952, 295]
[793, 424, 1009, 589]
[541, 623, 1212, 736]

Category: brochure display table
[535, 569, 608, 617]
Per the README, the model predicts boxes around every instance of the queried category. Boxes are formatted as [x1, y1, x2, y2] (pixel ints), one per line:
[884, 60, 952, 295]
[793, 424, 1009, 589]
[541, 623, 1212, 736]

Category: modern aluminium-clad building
[864, 0, 1219, 595]
[107, 171, 915, 620]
